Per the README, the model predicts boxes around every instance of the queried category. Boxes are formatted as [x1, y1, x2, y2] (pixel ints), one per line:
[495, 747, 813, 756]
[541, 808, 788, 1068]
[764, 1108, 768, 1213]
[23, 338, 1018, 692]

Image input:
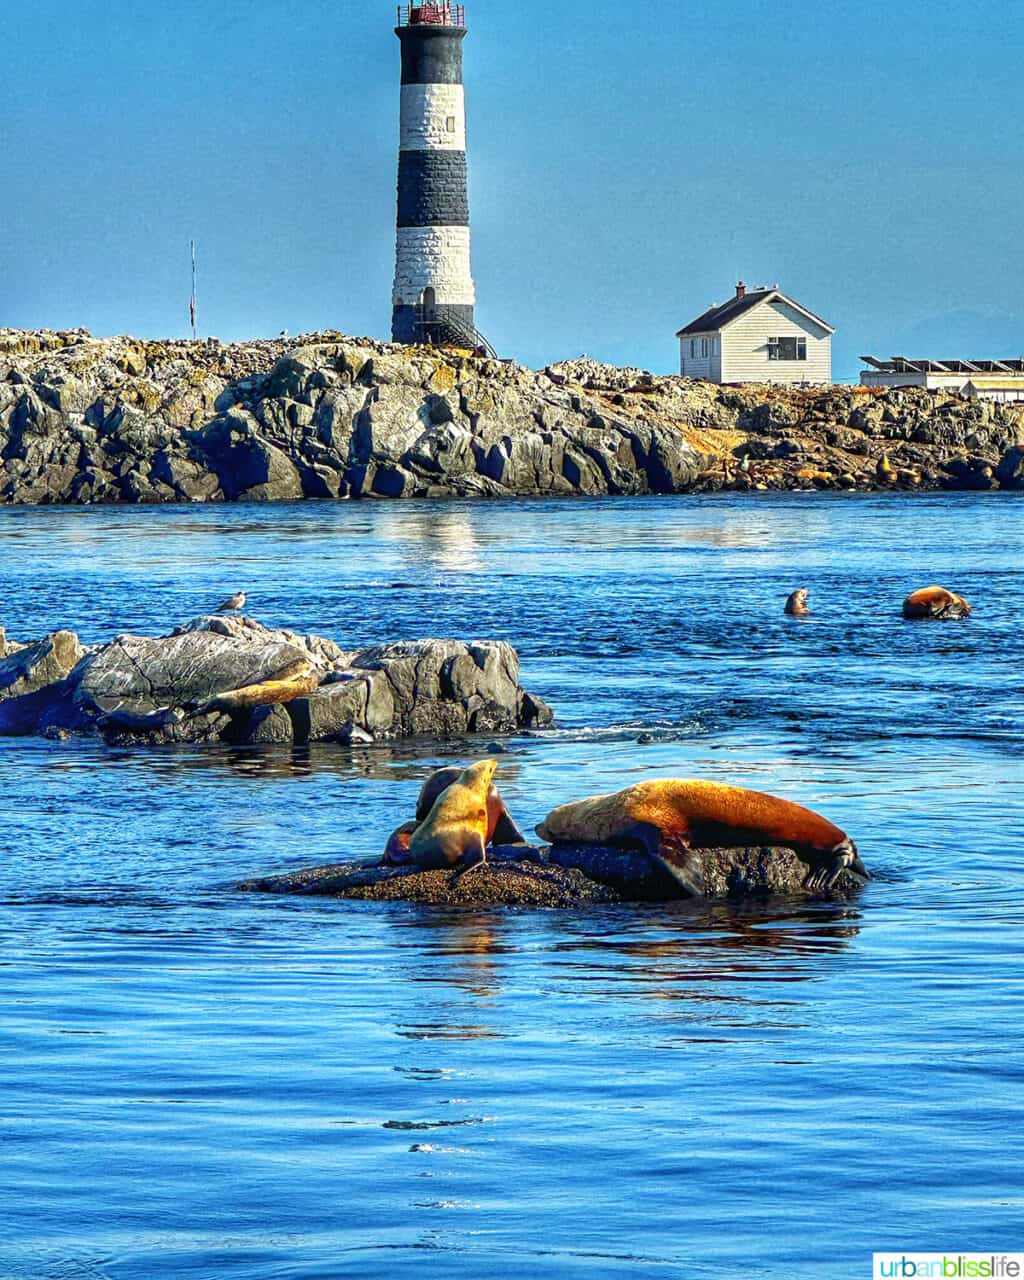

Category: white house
[676, 282, 833, 385]
[860, 356, 1024, 403]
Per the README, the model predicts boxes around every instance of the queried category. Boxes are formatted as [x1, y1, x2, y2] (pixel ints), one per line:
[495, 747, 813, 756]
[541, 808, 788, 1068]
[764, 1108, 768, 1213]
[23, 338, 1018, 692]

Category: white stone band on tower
[393, 227, 475, 307]
[392, 5, 476, 347]
[399, 84, 466, 152]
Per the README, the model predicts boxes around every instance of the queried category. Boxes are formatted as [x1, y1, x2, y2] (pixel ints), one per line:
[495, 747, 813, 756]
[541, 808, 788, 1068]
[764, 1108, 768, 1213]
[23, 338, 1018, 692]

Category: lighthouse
[392, 3, 481, 350]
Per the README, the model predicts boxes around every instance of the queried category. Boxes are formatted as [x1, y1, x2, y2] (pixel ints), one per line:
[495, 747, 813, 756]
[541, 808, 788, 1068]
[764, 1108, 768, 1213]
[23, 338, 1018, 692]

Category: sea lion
[536, 779, 868, 897]
[902, 586, 972, 620]
[382, 764, 526, 865]
[407, 759, 499, 871]
[784, 588, 809, 616]
[192, 657, 319, 715]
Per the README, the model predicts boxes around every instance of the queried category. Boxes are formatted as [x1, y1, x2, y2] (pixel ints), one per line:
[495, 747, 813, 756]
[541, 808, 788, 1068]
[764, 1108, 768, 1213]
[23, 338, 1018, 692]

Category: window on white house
[701, 338, 708, 357]
[690, 339, 697, 357]
[768, 337, 807, 361]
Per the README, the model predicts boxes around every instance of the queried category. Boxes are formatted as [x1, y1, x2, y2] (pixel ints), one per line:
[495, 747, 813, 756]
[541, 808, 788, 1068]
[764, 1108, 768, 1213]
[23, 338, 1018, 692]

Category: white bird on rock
[215, 591, 246, 614]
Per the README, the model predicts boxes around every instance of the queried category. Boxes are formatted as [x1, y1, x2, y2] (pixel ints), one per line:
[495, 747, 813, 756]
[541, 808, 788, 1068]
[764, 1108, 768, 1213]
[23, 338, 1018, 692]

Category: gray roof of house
[676, 289, 834, 338]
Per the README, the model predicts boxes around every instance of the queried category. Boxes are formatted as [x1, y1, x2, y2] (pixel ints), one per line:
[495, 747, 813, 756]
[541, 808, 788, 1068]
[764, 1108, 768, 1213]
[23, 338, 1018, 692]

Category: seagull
[215, 591, 246, 613]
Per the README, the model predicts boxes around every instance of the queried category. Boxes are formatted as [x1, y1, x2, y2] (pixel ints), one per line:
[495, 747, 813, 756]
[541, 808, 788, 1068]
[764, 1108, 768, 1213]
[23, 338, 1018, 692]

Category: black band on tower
[392, 302, 476, 346]
[397, 151, 469, 227]
[397, 26, 465, 85]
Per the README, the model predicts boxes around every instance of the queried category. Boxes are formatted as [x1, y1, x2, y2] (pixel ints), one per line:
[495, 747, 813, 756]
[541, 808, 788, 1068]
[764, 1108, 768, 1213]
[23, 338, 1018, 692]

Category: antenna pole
[189, 240, 198, 340]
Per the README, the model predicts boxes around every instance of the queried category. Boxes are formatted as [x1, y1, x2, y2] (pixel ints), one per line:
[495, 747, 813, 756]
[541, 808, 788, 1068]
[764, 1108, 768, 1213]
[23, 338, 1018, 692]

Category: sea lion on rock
[536, 779, 868, 897]
[383, 764, 526, 865]
[407, 759, 499, 871]
[902, 586, 972, 620]
[784, 588, 809, 616]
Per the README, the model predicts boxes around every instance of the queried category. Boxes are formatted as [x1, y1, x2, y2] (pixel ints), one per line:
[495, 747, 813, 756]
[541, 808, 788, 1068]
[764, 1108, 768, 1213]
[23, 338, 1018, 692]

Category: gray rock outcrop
[0, 630, 87, 735]
[0, 614, 553, 745]
[0, 630, 84, 702]
[997, 444, 1024, 489]
[1, 327, 1019, 503]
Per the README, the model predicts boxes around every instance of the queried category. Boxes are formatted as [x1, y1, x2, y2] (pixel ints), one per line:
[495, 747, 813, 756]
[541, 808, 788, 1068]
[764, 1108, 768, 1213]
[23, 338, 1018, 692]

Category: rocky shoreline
[1, 327, 1022, 504]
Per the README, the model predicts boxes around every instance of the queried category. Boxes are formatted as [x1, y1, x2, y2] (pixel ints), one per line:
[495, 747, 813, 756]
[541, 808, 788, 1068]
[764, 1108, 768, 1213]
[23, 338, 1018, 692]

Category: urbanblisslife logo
[874, 1256, 1024, 1278]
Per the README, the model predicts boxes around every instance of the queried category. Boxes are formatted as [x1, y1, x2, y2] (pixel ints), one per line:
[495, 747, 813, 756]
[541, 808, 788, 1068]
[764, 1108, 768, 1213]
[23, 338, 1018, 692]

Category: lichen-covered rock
[4, 327, 1019, 503]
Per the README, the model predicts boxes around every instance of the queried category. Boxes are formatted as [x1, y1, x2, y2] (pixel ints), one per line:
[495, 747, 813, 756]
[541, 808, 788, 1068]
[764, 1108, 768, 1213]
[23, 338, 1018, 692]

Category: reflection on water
[1, 493, 1022, 1279]
[376, 508, 485, 574]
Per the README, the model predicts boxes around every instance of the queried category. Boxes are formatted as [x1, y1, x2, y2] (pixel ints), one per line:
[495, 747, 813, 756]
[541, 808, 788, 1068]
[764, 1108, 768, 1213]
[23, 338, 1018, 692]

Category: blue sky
[3, 0, 1021, 379]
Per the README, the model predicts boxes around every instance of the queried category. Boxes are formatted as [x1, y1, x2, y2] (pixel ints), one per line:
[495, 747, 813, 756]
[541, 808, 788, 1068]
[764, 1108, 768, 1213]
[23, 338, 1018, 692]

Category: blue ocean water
[1, 493, 1021, 1279]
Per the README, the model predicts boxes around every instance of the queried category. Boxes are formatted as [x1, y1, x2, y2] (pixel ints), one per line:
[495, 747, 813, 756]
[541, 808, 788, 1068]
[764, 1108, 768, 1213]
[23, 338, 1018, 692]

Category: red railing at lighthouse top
[397, 4, 465, 27]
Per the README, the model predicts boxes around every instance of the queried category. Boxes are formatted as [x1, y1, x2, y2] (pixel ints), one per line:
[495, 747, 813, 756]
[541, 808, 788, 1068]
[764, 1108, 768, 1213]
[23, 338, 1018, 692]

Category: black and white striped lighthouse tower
[392, 3, 479, 349]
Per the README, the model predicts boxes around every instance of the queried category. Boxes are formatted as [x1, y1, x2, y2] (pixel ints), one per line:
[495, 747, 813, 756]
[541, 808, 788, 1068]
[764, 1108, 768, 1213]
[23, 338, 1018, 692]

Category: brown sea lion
[192, 657, 319, 714]
[902, 586, 972, 620]
[784, 588, 809, 616]
[407, 759, 499, 871]
[382, 764, 526, 865]
[536, 779, 868, 897]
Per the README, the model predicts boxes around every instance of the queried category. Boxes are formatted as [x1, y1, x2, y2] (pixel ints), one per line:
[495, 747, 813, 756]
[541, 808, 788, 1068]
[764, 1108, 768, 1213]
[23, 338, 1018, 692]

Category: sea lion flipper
[453, 831, 488, 880]
[650, 850, 705, 899]
[799, 837, 869, 894]
[382, 820, 419, 866]
[617, 822, 705, 899]
[490, 804, 527, 846]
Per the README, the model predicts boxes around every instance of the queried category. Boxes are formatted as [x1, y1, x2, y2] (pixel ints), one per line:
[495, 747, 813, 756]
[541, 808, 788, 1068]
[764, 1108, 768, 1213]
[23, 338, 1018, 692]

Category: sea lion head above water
[784, 588, 810, 616]
[406, 759, 499, 870]
[536, 778, 869, 897]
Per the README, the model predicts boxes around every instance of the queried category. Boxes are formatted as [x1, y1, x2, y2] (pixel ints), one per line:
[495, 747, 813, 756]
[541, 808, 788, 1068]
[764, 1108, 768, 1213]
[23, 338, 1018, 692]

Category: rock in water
[239, 843, 867, 907]
[0, 632, 87, 736]
[0, 614, 553, 745]
[0, 631, 84, 703]
[241, 858, 619, 909]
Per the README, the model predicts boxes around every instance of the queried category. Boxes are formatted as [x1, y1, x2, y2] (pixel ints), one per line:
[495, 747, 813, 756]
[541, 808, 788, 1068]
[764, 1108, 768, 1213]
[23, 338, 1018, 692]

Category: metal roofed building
[676, 282, 834, 385]
[860, 357, 1024, 403]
